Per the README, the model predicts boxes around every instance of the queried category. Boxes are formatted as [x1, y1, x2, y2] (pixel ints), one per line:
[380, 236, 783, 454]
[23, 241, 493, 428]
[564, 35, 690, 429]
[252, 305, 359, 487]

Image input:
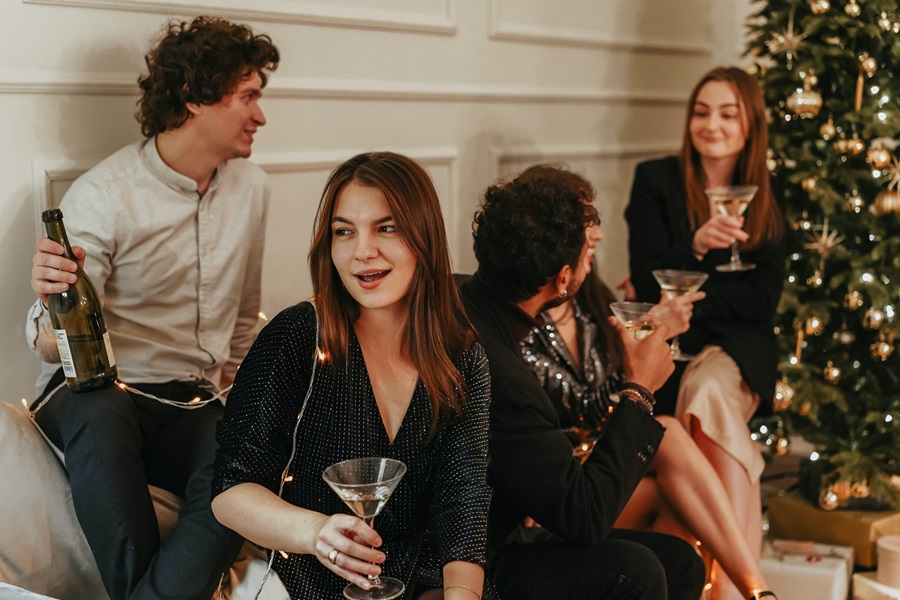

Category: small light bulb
[810, 452, 820, 461]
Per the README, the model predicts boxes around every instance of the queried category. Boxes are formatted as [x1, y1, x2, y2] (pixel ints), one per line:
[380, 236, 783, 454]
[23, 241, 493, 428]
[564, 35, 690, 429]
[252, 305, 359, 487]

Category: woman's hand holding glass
[692, 213, 749, 257]
[312, 513, 385, 590]
[657, 291, 706, 337]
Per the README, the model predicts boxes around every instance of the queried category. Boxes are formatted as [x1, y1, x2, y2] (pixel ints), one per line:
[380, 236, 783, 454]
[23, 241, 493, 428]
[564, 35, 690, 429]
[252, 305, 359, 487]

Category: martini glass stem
[669, 334, 681, 357]
[362, 516, 384, 589]
[729, 237, 741, 269]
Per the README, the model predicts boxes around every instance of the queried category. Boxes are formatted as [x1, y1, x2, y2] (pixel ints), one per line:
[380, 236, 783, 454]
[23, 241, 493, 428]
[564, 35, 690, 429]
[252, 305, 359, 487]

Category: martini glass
[609, 302, 670, 341]
[323, 457, 408, 600]
[705, 185, 758, 272]
[652, 269, 709, 361]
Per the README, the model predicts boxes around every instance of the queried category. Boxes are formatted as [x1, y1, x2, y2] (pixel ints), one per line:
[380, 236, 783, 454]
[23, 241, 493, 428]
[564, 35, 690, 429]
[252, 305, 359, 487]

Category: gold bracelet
[445, 584, 482, 599]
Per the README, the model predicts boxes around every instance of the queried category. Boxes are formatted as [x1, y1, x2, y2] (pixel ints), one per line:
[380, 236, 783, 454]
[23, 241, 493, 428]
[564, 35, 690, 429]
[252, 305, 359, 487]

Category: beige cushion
[0, 401, 108, 600]
[0, 401, 288, 600]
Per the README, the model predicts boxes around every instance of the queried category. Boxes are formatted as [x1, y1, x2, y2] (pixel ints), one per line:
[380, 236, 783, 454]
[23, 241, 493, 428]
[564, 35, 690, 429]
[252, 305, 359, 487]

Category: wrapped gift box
[760, 540, 852, 600]
[853, 572, 900, 600]
[768, 491, 900, 567]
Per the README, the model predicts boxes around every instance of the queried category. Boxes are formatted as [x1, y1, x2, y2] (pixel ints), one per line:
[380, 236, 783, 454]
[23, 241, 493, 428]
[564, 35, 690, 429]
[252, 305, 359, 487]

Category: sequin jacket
[520, 299, 625, 441]
[213, 302, 492, 598]
[458, 273, 663, 549]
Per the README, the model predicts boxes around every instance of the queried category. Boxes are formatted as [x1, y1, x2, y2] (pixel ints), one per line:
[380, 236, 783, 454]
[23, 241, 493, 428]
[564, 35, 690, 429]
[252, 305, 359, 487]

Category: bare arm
[442, 561, 485, 599]
[212, 483, 385, 590]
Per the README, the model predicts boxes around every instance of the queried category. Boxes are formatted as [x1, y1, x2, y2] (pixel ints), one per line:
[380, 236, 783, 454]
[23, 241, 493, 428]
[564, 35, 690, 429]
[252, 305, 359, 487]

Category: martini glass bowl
[609, 302, 670, 340]
[705, 185, 758, 272]
[323, 457, 407, 600]
[651, 269, 709, 361]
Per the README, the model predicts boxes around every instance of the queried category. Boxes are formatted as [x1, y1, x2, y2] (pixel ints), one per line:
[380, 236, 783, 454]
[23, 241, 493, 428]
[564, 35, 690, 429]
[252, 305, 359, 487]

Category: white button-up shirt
[27, 138, 269, 395]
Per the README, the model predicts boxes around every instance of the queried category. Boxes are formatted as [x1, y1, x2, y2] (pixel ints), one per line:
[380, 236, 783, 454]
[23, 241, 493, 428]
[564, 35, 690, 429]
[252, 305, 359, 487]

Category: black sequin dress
[520, 299, 625, 443]
[213, 302, 492, 598]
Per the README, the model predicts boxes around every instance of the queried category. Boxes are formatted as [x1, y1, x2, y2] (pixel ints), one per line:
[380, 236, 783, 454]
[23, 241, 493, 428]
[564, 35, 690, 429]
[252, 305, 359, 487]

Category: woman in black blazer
[626, 67, 785, 600]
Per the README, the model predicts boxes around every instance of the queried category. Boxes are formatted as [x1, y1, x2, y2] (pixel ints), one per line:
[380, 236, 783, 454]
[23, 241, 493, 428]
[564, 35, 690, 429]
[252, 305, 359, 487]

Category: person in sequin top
[212, 152, 493, 600]
[520, 165, 777, 600]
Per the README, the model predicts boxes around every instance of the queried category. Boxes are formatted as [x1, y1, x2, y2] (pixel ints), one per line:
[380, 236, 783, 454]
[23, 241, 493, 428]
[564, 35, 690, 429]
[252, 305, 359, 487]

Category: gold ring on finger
[328, 548, 340, 565]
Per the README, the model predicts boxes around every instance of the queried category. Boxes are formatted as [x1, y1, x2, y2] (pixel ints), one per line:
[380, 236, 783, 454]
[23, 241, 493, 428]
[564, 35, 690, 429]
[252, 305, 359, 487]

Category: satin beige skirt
[675, 345, 765, 485]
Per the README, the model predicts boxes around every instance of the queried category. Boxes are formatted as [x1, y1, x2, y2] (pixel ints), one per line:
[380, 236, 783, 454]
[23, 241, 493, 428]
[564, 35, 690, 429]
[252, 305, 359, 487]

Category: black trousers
[489, 528, 705, 600]
[34, 370, 243, 600]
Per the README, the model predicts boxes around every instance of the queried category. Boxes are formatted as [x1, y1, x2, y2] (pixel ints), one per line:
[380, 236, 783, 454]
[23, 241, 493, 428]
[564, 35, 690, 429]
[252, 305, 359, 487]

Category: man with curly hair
[26, 16, 279, 600]
[458, 166, 706, 599]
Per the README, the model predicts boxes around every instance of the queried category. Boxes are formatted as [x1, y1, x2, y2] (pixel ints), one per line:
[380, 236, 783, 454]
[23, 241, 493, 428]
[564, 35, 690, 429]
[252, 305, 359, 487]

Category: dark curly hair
[472, 165, 599, 303]
[136, 16, 280, 137]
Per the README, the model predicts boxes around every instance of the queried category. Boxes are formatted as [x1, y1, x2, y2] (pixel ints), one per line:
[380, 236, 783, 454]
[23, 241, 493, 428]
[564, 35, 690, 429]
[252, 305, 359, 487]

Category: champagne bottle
[42, 208, 117, 392]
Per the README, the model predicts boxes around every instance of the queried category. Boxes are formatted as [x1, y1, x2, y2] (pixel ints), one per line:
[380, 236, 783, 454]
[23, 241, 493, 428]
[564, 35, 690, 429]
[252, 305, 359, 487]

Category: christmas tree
[745, 0, 900, 509]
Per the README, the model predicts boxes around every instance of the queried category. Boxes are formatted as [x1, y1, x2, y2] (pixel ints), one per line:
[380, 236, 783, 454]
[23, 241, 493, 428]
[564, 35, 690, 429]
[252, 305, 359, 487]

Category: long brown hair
[309, 152, 471, 434]
[679, 66, 783, 249]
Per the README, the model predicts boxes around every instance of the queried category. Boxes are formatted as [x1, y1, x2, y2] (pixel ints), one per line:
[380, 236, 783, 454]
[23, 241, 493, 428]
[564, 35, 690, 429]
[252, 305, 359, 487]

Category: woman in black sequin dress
[212, 152, 492, 600]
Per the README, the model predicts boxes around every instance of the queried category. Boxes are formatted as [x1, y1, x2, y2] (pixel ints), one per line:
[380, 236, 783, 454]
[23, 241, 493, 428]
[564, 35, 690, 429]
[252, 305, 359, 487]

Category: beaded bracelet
[620, 382, 656, 415]
[445, 584, 482, 599]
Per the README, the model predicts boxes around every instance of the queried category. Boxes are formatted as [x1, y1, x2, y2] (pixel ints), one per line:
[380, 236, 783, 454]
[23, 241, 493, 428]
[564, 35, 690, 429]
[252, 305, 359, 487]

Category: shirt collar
[473, 271, 543, 342]
[141, 137, 222, 197]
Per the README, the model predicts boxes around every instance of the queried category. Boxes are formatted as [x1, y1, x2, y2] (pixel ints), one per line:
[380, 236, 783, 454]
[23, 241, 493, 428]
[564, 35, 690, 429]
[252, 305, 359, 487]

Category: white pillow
[0, 401, 287, 600]
[0, 401, 108, 600]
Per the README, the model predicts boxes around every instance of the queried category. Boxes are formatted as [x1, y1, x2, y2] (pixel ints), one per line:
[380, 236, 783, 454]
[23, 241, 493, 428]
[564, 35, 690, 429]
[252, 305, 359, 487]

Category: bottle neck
[44, 219, 76, 262]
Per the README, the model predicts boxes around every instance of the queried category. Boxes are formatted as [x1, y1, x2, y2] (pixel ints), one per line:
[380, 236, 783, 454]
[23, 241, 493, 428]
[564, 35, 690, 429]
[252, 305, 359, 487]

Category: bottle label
[53, 329, 77, 378]
[103, 331, 116, 367]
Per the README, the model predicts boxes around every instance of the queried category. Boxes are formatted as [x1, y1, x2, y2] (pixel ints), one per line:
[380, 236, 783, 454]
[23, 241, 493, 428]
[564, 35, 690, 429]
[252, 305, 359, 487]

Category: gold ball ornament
[890, 475, 900, 492]
[844, 290, 864, 310]
[819, 486, 840, 510]
[823, 361, 842, 384]
[861, 55, 878, 77]
[871, 340, 894, 360]
[787, 74, 823, 119]
[846, 135, 866, 155]
[851, 481, 871, 498]
[845, 190, 865, 213]
[773, 379, 796, 411]
[867, 147, 892, 169]
[810, 0, 830, 14]
[807, 271, 824, 288]
[864, 307, 886, 329]
[802, 177, 818, 192]
[799, 401, 813, 416]
[872, 189, 900, 216]
[833, 328, 856, 345]
[845, 0, 861, 17]
[787, 89, 823, 119]
[820, 119, 837, 140]
[773, 432, 791, 457]
[805, 315, 825, 335]
[832, 480, 852, 502]
[879, 12, 892, 30]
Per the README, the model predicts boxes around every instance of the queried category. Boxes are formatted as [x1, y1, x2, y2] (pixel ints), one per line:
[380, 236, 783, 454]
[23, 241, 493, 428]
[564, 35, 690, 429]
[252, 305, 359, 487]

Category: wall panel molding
[488, 0, 711, 55]
[489, 141, 679, 181]
[2, 75, 688, 105]
[32, 145, 459, 239]
[22, 0, 458, 35]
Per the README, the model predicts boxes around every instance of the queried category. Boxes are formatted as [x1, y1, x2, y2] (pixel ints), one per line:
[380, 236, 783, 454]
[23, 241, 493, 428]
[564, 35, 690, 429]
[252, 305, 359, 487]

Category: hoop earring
[558, 289, 568, 300]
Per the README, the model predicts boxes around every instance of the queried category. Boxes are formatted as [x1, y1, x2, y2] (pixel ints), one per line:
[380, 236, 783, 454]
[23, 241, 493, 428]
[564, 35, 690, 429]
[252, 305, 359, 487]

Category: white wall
[0, 0, 752, 402]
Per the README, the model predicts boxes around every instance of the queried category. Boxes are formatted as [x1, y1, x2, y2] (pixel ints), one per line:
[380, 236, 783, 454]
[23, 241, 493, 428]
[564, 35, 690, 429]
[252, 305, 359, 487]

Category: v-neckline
[353, 335, 419, 445]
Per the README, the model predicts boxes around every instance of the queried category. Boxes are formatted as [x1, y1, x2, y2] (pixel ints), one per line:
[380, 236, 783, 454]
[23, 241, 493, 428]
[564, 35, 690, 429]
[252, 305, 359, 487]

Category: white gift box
[760, 539, 854, 600]
[854, 572, 900, 600]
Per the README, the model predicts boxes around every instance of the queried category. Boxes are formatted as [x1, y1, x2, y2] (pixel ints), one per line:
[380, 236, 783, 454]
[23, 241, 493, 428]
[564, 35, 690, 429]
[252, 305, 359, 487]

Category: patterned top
[520, 299, 624, 442]
[213, 302, 492, 599]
